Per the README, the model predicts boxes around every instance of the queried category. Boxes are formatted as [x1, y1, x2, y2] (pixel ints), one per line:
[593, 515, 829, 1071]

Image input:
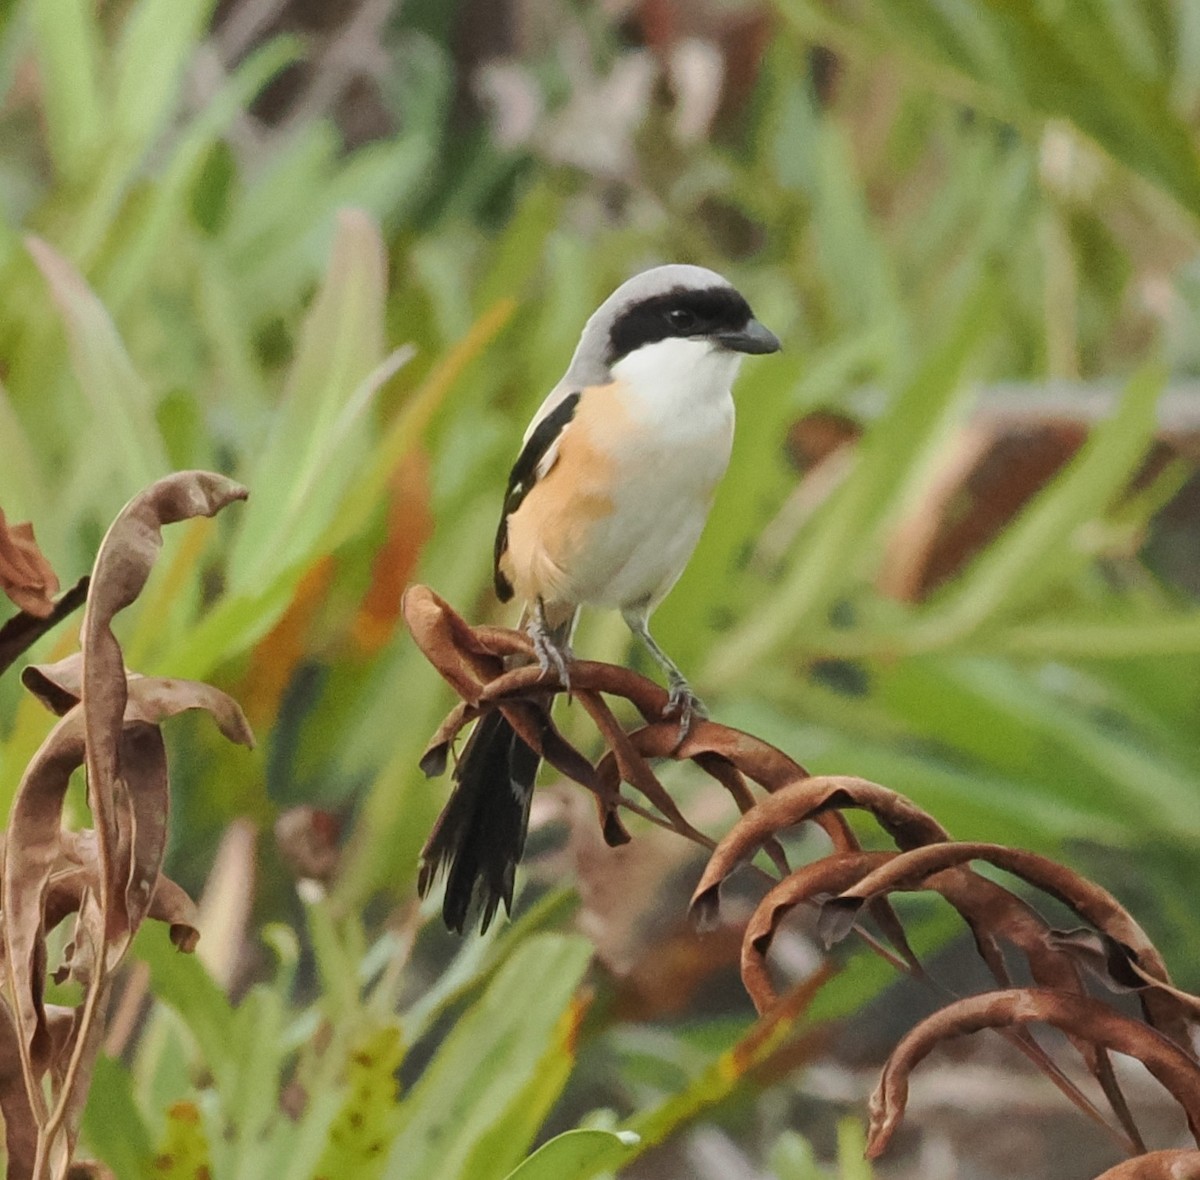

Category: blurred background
[3, 0, 1200, 1176]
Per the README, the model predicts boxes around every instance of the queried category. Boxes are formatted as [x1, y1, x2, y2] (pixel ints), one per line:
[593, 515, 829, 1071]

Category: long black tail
[417, 710, 541, 933]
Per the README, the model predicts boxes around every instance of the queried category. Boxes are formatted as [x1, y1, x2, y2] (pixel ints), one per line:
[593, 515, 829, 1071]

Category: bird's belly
[504, 373, 734, 611]
[571, 466, 717, 608]
[518, 435, 729, 610]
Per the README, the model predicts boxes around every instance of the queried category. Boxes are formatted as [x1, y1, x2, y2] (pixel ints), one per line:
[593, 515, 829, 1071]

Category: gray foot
[665, 674, 707, 736]
[529, 619, 572, 690]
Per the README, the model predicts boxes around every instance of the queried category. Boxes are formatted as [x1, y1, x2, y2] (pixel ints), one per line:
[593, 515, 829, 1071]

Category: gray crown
[561, 264, 735, 388]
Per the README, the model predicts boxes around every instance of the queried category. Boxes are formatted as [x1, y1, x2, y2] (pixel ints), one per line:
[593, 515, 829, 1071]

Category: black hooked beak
[715, 318, 781, 355]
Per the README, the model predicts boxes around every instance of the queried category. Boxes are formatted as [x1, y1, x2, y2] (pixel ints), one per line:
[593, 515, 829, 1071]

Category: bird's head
[563, 264, 781, 391]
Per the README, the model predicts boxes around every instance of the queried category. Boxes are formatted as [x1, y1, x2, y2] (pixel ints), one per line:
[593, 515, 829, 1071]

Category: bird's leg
[527, 597, 573, 690]
[622, 610, 707, 732]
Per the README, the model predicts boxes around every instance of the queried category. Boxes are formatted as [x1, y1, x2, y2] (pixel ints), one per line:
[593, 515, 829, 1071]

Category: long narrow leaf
[382, 934, 592, 1180]
[26, 236, 170, 494]
[916, 365, 1164, 643]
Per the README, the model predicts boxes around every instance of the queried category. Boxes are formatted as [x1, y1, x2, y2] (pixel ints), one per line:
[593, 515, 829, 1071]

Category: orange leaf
[352, 449, 433, 656]
[241, 557, 335, 728]
[0, 507, 59, 617]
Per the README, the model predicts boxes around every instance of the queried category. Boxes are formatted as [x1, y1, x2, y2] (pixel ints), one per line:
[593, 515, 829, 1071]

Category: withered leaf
[741, 851, 894, 1014]
[42, 834, 199, 954]
[4, 675, 252, 1061]
[691, 776, 950, 923]
[81, 472, 247, 908]
[405, 583, 1200, 1174]
[0, 997, 38, 1179]
[868, 989, 1200, 1161]
[145, 873, 201, 953]
[418, 701, 478, 778]
[0, 507, 59, 617]
[811, 854, 1147, 1147]
[275, 806, 343, 886]
[826, 841, 1195, 1049]
[1092, 1150, 1200, 1179]
[402, 584, 506, 702]
[22, 652, 85, 715]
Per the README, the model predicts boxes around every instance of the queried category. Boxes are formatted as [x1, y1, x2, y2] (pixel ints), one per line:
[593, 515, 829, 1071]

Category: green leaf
[835, 1117, 873, 1180]
[82, 1053, 155, 1180]
[311, 1024, 405, 1180]
[226, 985, 288, 1159]
[28, 0, 103, 178]
[382, 933, 593, 1180]
[111, 0, 218, 161]
[705, 273, 997, 685]
[135, 925, 237, 1094]
[26, 235, 170, 495]
[100, 35, 303, 311]
[228, 209, 393, 588]
[502, 1129, 639, 1180]
[151, 1101, 213, 1180]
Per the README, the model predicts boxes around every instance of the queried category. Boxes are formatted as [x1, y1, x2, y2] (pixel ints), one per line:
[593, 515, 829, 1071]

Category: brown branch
[405, 585, 1200, 1176]
[0, 577, 89, 679]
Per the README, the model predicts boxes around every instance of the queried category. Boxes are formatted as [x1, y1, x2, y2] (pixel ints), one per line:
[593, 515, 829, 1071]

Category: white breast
[572, 338, 739, 610]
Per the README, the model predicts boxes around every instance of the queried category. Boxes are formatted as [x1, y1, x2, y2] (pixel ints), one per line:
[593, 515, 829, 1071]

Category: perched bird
[419, 264, 780, 932]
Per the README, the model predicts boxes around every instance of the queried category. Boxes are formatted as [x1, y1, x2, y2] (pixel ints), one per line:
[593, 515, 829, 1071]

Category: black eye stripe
[607, 285, 754, 365]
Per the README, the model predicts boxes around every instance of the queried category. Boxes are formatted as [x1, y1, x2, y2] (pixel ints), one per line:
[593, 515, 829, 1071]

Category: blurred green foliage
[1, 0, 1200, 1175]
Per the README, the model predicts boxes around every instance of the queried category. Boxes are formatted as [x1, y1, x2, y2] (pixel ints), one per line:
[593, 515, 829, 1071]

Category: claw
[528, 614, 573, 690]
[664, 674, 707, 740]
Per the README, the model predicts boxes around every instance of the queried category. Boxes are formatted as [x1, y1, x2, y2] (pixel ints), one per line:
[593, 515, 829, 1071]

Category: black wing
[493, 391, 581, 601]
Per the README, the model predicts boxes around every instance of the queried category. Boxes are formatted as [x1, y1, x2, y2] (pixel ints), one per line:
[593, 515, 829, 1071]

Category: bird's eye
[666, 307, 698, 332]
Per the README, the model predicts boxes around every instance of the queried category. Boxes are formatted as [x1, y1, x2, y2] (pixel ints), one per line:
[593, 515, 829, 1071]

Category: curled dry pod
[868, 989, 1200, 1160]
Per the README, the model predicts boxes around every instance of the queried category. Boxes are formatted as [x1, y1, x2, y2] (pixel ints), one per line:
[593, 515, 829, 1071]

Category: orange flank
[502, 382, 628, 607]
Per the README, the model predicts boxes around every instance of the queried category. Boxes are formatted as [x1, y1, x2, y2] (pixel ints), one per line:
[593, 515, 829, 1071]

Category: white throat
[610, 338, 741, 424]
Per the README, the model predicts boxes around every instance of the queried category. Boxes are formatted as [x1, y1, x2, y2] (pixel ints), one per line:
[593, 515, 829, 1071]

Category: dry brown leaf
[822, 842, 1195, 1050]
[81, 471, 248, 918]
[1092, 1151, 1200, 1179]
[0, 997, 38, 1178]
[406, 585, 1200, 1170]
[22, 653, 85, 714]
[0, 508, 59, 617]
[690, 776, 950, 926]
[274, 806, 342, 885]
[741, 851, 892, 1014]
[0, 471, 250, 1176]
[41, 836, 198, 955]
[119, 724, 168, 952]
[868, 989, 1200, 1160]
[3, 675, 252, 1063]
[146, 874, 201, 953]
[402, 584, 507, 702]
[406, 586, 870, 885]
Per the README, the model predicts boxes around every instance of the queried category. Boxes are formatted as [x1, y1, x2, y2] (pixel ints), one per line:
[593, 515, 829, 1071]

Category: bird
[418, 263, 780, 933]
